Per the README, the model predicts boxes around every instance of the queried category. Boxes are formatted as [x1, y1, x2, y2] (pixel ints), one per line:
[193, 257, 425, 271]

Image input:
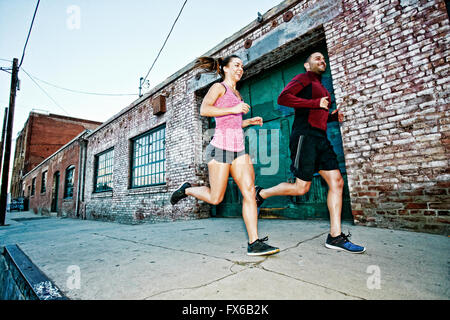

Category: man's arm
[327, 108, 343, 123]
[277, 75, 321, 109]
[327, 110, 338, 122]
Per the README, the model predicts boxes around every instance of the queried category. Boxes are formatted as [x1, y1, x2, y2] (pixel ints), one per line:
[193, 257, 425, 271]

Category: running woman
[255, 52, 366, 254]
[170, 55, 280, 256]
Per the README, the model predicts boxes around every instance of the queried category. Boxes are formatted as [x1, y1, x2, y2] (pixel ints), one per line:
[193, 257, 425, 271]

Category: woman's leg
[229, 154, 259, 243]
[185, 159, 230, 205]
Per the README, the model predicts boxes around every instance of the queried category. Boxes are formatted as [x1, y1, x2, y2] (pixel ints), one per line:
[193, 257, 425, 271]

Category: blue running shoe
[325, 232, 366, 254]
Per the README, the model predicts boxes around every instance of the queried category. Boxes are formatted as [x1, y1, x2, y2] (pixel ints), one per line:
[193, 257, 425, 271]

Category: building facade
[10, 112, 102, 198]
[22, 131, 89, 218]
[19, 0, 449, 235]
[80, 0, 450, 234]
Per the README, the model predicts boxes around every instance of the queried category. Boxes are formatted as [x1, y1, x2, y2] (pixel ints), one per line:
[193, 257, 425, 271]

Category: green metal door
[210, 48, 352, 221]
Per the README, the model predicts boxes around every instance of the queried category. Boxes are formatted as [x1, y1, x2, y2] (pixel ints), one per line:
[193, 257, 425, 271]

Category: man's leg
[318, 169, 344, 237]
[258, 134, 314, 203]
[319, 169, 366, 253]
[259, 178, 311, 199]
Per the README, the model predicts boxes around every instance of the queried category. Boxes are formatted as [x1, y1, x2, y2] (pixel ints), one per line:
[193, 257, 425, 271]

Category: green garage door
[210, 49, 352, 221]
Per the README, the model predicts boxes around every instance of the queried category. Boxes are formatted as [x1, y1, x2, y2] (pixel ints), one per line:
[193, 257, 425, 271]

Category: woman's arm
[200, 83, 250, 117]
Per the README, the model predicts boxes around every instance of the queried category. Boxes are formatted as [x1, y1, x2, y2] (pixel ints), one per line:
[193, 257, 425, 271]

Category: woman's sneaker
[247, 236, 280, 256]
[325, 232, 366, 254]
[170, 182, 191, 205]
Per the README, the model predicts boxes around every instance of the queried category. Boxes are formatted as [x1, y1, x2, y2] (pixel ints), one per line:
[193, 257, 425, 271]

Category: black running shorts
[289, 133, 339, 181]
[205, 143, 246, 164]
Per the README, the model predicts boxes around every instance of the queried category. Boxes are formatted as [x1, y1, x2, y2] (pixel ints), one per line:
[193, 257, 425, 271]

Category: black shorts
[289, 133, 339, 181]
[205, 143, 246, 164]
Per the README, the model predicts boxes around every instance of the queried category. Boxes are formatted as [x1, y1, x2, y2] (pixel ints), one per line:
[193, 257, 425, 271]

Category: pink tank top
[210, 82, 245, 152]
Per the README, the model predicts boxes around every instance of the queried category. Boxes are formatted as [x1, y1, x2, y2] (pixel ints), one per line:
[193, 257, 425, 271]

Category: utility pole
[0, 58, 19, 226]
[0, 107, 8, 173]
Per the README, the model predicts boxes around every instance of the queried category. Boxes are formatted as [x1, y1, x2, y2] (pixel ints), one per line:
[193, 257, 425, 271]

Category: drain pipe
[75, 133, 88, 218]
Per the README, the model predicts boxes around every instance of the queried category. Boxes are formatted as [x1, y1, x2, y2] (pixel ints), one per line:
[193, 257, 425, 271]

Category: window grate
[41, 171, 47, 193]
[64, 166, 75, 199]
[131, 125, 166, 188]
[94, 149, 114, 192]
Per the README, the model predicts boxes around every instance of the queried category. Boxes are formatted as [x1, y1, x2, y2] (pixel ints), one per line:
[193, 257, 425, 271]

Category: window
[31, 178, 36, 196]
[64, 165, 75, 199]
[94, 148, 114, 192]
[131, 125, 166, 188]
[41, 171, 47, 193]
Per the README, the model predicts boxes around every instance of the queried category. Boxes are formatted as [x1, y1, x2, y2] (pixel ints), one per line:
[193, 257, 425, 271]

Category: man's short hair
[305, 51, 323, 64]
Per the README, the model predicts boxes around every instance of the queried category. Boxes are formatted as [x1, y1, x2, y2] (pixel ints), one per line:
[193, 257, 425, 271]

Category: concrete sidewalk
[0, 210, 449, 300]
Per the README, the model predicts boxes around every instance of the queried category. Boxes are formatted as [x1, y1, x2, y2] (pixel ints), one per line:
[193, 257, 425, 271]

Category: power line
[141, 0, 188, 84]
[0, 67, 12, 75]
[20, 68, 70, 116]
[21, 68, 138, 96]
[19, 0, 40, 68]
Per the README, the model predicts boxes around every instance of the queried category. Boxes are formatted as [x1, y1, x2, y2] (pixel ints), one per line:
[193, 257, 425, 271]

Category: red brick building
[11, 112, 102, 198]
[22, 130, 89, 218]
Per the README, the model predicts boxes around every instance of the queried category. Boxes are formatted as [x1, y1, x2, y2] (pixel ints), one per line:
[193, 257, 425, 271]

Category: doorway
[51, 171, 60, 213]
[209, 45, 352, 221]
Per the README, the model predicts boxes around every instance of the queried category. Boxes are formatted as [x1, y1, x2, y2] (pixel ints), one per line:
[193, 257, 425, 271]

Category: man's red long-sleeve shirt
[277, 71, 337, 136]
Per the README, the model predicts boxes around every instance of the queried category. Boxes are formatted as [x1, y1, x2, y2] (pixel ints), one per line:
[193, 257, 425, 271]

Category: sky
[0, 0, 284, 183]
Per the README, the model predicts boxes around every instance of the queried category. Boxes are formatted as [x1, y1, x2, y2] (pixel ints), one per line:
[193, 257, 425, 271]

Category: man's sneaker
[247, 236, 280, 256]
[170, 182, 191, 205]
[255, 186, 265, 208]
[325, 232, 366, 254]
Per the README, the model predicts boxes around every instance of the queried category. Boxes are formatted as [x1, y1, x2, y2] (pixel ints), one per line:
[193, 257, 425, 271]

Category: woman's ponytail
[194, 56, 223, 77]
[194, 55, 240, 79]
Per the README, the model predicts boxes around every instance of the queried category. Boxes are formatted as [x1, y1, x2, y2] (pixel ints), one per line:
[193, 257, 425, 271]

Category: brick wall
[84, 79, 211, 224]
[11, 112, 101, 198]
[324, 0, 449, 234]
[23, 135, 84, 218]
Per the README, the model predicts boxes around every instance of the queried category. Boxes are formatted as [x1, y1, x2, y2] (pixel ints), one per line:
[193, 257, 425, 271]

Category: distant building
[10, 112, 102, 198]
[22, 130, 89, 218]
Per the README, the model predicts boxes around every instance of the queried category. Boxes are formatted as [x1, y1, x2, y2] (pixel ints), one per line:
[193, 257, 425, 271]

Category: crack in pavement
[143, 266, 248, 299]
[91, 232, 265, 266]
[92, 231, 357, 299]
[280, 231, 329, 253]
[258, 265, 366, 300]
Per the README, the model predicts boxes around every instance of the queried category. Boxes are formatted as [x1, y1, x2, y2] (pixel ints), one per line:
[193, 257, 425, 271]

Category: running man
[255, 52, 366, 253]
[170, 55, 280, 256]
